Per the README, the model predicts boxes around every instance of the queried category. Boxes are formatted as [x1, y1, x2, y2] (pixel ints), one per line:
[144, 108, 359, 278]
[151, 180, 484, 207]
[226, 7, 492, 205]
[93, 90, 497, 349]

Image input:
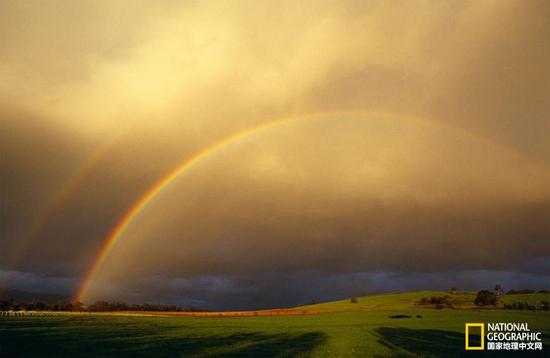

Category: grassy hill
[304, 290, 548, 311]
[303, 290, 471, 310]
[1, 291, 548, 357]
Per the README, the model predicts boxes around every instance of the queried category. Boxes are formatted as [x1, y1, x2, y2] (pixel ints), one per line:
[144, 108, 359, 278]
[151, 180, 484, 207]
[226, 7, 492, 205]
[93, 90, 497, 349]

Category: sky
[1, 0, 549, 310]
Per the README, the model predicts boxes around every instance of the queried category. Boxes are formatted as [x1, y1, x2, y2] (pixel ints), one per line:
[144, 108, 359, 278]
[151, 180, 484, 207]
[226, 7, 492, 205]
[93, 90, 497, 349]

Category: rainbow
[0, 138, 119, 292]
[74, 110, 516, 302]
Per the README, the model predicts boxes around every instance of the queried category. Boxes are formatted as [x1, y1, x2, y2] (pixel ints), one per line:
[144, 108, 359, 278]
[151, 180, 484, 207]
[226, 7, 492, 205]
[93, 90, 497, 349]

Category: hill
[1, 290, 549, 356]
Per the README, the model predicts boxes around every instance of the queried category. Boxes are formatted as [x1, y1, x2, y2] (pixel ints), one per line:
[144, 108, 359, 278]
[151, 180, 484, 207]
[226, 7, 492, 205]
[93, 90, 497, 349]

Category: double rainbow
[0, 138, 119, 293]
[74, 110, 513, 302]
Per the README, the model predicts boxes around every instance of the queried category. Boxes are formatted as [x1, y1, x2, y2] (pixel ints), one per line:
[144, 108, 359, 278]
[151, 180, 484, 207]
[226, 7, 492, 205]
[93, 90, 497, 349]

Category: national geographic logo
[465, 323, 543, 351]
[465, 323, 484, 350]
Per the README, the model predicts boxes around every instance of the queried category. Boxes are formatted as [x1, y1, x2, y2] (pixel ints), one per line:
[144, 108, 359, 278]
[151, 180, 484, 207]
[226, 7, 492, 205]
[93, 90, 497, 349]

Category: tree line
[0, 299, 210, 312]
[416, 286, 549, 310]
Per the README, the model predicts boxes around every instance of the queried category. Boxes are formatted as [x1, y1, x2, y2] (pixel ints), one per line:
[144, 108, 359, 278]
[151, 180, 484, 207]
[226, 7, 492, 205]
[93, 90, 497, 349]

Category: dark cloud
[1, 106, 90, 262]
[59, 268, 550, 310]
[1, 1, 549, 308]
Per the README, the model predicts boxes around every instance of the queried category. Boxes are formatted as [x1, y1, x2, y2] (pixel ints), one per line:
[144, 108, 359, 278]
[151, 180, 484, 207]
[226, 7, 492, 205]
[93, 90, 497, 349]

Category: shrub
[418, 295, 454, 308]
[429, 296, 451, 305]
[0, 300, 13, 311]
[475, 290, 497, 306]
[506, 289, 535, 295]
[418, 296, 452, 305]
[505, 301, 549, 311]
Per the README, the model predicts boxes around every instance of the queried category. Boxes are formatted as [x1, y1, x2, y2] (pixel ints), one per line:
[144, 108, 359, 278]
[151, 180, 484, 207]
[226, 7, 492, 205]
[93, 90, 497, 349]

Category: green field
[1, 291, 548, 357]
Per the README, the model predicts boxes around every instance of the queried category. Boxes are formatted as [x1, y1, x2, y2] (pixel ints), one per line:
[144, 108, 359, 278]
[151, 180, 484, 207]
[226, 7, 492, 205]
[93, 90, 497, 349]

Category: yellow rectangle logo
[465, 323, 485, 350]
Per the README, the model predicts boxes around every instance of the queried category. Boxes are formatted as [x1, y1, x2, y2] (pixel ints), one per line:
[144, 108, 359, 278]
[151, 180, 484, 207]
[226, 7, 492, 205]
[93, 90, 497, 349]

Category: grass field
[1, 291, 548, 357]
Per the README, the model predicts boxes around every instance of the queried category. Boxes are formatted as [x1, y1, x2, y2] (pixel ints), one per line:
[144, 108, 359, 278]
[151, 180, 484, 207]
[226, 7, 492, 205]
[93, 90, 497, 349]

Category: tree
[350, 296, 358, 303]
[0, 300, 13, 311]
[494, 284, 503, 295]
[89, 300, 111, 312]
[34, 301, 47, 310]
[72, 301, 85, 311]
[475, 290, 497, 306]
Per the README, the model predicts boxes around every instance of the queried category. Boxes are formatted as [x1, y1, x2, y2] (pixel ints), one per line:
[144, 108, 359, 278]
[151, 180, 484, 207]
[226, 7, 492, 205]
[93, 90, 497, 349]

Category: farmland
[1, 291, 549, 357]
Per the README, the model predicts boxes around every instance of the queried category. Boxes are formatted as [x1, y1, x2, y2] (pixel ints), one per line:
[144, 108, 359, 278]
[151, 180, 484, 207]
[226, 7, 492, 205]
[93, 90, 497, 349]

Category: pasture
[1, 291, 548, 357]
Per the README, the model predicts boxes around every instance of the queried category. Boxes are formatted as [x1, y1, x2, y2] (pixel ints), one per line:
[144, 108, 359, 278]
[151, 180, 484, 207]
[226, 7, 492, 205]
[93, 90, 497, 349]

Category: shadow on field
[0, 326, 326, 357]
[375, 327, 463, 356]
[207, 331, 326, 357]
[151, 332, 327, 357]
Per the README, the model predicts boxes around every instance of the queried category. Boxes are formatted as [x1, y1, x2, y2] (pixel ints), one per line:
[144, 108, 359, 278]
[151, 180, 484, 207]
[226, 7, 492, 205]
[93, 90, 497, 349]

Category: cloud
[82, 267, 550, 310]
[89, 116, 550, 305]
[1, 1, 549, 307]
[0, 269, 75, 297]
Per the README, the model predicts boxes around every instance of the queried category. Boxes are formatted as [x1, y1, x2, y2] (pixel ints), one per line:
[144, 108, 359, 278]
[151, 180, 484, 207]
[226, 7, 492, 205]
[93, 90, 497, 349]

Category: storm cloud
[1, 0, 549, 308]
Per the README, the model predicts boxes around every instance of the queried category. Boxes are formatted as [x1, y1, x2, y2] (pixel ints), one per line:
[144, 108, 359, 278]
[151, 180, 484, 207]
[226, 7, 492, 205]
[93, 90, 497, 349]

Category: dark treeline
[507, 289, 548, 295]
[0, 299, 210, 312]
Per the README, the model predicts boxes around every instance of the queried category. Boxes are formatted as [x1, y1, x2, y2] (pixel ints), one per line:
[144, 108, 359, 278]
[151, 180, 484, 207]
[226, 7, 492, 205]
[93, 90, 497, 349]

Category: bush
[506, 289, 535, 295]
[433, 296, 451, 305]
[0, 300, 13, 311]
[418, 295, 454, 308]
[475, 290, 497, 306]
[504, 302, 525, 310]
[505, 301, 549, 311]
[350, 296, 358, 303]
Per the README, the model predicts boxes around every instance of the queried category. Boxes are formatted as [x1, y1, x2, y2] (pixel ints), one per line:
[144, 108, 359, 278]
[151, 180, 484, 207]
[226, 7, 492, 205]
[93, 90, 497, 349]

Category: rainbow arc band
[0, 137, 119, 295]
[74, 110, 521, 302]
